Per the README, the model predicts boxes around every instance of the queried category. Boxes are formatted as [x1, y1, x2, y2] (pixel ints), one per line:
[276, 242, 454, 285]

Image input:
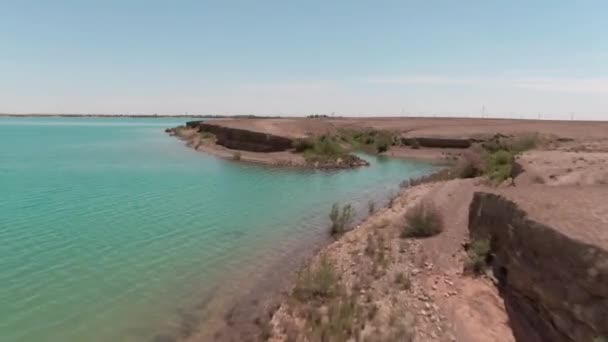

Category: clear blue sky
[1, 1, 607, 119]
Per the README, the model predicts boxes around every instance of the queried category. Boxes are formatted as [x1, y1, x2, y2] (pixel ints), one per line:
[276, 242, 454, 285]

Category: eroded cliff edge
[185, 120, 294, 152]
[469, 190, 608, 342]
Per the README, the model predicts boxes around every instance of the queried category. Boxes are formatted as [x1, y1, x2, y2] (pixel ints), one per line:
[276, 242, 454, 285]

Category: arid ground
[168, 117, 608, 342]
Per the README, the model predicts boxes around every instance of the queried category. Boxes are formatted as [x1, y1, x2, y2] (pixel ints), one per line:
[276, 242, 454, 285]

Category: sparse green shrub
[368, 200, 376, 215]
[376, 141, 389, 153]
[339, 128, 393, 154]
[387, 193, 396, 208]
[482, 134, 539, 154]
[486, 150, 514, 183]
[401, 202, 443, 238]
[200, 131, 215, 140]
[329, 203, 355, 236]
[314, 135, 344, 156]
[372, 218, 390, 229]
[293, 257, 338, 301]
[454, 150, 484, 178]
[232, 152, 242, 161]
[493, 150, 512, 164]
[375, 234, 387, 268]
[385, 322, 414, 342]
[464, 239, 491, 275]
[365, 234, 376, 257]
[394, 271, 411, 290]
[313, 293, 361, 341]
[531, 174, 545, 184]
[292, 256, 365, 342]
[293, 139, 314, 153]
[510, 134, 539, 153]
[302, 135, 349, 163]
[365, 233, 388, 273]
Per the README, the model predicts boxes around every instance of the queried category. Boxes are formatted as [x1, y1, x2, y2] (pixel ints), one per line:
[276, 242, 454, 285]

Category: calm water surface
[0, 117, 434, 342]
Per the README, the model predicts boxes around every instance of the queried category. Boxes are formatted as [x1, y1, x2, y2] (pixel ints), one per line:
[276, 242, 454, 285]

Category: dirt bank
[205, 117, 608, 141]
[166, 125, 369, 169]
[267, 135, 608, 341]
[168, 117, 608, 168]
[167, 125, 307, 167]
[165, 117, 608, 341]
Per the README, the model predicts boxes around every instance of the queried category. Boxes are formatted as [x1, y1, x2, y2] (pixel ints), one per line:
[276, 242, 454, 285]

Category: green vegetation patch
[292, 257, 366, 341]
[486, 149, 514, 183]
[294, 257, 339, 301]
[329, 203, 355, 236]
[464, 238, 492, 275]
[200, 131, 216, 140]
[482, 133, 540, 154]
[367, 200, 375, 215]
[338, 128, 395, 154]
[294, 135, 351, 163]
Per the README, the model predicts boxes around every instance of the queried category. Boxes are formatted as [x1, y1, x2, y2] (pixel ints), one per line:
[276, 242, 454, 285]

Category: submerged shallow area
[0, 117, 435, 342]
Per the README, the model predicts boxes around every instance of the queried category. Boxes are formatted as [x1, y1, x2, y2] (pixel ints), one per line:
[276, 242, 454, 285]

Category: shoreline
[166, 125, 373, 170]
[165, 176, 426, 342]
[183, 174, 445, 341]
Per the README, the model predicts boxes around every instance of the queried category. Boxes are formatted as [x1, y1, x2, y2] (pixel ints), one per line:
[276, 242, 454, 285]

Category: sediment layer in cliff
[468, 189, 608, 342]
[186, 120, 294, 152]
[400, 136, 473, 148]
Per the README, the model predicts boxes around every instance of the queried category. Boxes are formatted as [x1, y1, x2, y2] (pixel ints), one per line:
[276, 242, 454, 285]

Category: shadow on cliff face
[468, 192, 608, 342]
[497, 279, 558, 342]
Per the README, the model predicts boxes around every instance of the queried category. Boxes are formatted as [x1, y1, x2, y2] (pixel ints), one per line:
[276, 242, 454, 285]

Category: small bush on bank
[394, 271, 412, 290]
[293, 257, 338, 301]
[338, 128, 394, 154]
[329, 203, 355, 236]
[293, 139, 314, 153]
[387, 192, 397, 208]
[454, 150, 484, 178]
[464, 238, 491, 275]
[486, 150, 514, 183]
[482, 133, 540, 154]
[511, 134, 539, 153]
[200, 131, 215, 140]
[314, 294, 360, 341]
[300, 135, 351, 164]
[531, 174, 545, 184]
[313, 135, 344, 157]
[376, 141, 389, 153]
[368, 200, 376, 214]
[401, 202, 443, 238]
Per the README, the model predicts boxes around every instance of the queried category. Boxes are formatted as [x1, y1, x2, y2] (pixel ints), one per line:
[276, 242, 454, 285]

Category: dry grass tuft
[464, 239, 492, 275]
[401, 202, 444, 238]
[329, 203, 355, 236]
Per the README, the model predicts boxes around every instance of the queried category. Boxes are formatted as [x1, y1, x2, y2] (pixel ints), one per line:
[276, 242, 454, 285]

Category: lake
[0, 117, 434, 341]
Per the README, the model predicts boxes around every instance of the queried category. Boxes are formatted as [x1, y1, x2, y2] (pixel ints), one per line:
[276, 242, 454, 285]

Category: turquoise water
[0, 117, 434, 342]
